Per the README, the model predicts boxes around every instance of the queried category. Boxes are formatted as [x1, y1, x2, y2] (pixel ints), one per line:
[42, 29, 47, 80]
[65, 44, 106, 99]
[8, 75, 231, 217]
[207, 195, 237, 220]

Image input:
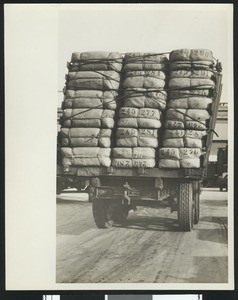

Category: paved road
[56, 188, 228, 283]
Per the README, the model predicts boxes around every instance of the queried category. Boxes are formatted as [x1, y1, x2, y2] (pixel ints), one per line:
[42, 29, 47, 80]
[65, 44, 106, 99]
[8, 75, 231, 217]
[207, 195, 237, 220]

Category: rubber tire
[92, 199, 113, 228]
[88, 187, 95, 203]
[194, 181, 200, 225]
[88, 177, 101, 203]
[178, 182, 193, 231]
[111, 206, 129, 224]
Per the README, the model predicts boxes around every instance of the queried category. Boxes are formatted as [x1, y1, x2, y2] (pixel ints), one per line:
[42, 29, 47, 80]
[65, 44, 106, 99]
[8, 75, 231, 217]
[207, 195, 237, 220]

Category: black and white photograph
[4, 3, 234, 291]
[55, 4, 233, 287]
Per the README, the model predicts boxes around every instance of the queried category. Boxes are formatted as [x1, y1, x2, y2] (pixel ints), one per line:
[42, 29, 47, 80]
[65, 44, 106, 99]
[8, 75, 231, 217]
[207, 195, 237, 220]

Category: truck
[57, 60, 223, 232]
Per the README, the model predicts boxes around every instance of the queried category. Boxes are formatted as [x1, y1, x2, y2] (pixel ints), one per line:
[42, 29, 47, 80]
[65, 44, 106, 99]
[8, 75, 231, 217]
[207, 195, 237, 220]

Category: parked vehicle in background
[218, 172, 228, 191]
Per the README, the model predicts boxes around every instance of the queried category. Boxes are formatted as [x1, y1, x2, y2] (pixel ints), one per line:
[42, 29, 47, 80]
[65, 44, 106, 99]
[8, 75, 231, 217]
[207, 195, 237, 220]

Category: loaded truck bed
[57, 51, 222, 232]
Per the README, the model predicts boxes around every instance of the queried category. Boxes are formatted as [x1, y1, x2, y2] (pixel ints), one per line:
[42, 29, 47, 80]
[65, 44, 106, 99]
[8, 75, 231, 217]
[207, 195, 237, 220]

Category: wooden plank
[57, 165, 206, 179]
[203, 72, 223, 168]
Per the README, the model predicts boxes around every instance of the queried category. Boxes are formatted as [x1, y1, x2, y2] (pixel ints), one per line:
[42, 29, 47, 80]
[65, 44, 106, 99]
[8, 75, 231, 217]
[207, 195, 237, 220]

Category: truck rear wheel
[193, 181, 200, 225]
[92, 199, 113, 228]
[112, 205, 129, 224]
[178, 182, 193, 231]
[88, 177, 101, 203]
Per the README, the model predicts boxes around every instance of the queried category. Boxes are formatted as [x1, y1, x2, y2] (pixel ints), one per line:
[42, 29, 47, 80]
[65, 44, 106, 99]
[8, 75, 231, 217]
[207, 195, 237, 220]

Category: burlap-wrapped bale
[169, 49, 214, 71]
[123, 52, 168, 71]
[124, 52, 168, 63]
[118, 118, 161, 129]
[164, 120, 185, 129]
[162, 138, 203, 148]
[119, 107, 161, 119]
[185, 138, 203, 148]
[112, 146, 156, 168]
[123, 88, 167, 110]
[180, 148, 202, 158]
[185, 120, 207, 130]
[159, 148, 202, 159]
[159, 148, 180, 159]
[164, 120, 207, 130]
[169, 88, 211, 99]
[163, 129, 185, 139]
[180, 158, 200, 168]
[163, 129, 206, 139]
[118, 107, 161, 128]
[158, 159, 180, 168]
[116, 128, 158, 148]
[158, 158, 200, 169]
[161, 130, 206, 147]
[168, 97, 212, 109]
[62, 108, 115, 128]
[166, 108, 210, 122]
[63, 90, 118, 110]
[169, 78, 215, 89]
[68, 51, 123, 72]
[61, 128, 112, 147]
[170, 61, 214, 70]
[123, 70, 166, 89]
[112, 159, 156, 168]
[165, 109, 186, 121]
[162, 138, 184, 148]
[170, 49, 213, 62]
[186, 129, 207, 139]
[113, 147, 155, 158]
[170, 69, 215, 80]
[61, 147, 111, 167]
[125, 70, 166, 80]
[186, 109, 210, 121]
[71, 51, 123, 62]
[67, 71, 120, 90]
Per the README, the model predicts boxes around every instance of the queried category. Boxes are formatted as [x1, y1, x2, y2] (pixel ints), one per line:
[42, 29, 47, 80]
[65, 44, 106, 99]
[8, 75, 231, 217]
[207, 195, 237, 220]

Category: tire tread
[178, 182, 193, 231]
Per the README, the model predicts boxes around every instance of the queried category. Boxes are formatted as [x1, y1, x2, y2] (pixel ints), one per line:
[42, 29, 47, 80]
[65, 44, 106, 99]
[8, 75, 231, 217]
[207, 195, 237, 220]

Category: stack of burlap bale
[112, 53, 168, 168]
[60, 52, 122, 169]
[158, 49, 216, 168]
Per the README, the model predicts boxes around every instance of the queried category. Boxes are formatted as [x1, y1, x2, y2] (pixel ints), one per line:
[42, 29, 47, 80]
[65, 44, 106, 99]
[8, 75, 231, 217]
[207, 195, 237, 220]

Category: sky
[58, 4, 233, 107]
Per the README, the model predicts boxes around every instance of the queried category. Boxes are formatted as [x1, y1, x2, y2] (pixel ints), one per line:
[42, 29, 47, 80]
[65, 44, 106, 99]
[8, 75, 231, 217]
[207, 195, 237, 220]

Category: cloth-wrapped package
[123, 70, 166, 89]
[68, 51, 123, 72]
[61, 128, 112, 147]
[112, 147, 156, 168]
[116, 128, 158, 148]
[118, 107, 161, 128]
[123, 88, 167, 110]
[67, 71, 120, 90]
[62, 108, 115, 128]
[123, 52, 168, 71]
[61, 147, 111, 167]
[63, 90, 118, 110]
